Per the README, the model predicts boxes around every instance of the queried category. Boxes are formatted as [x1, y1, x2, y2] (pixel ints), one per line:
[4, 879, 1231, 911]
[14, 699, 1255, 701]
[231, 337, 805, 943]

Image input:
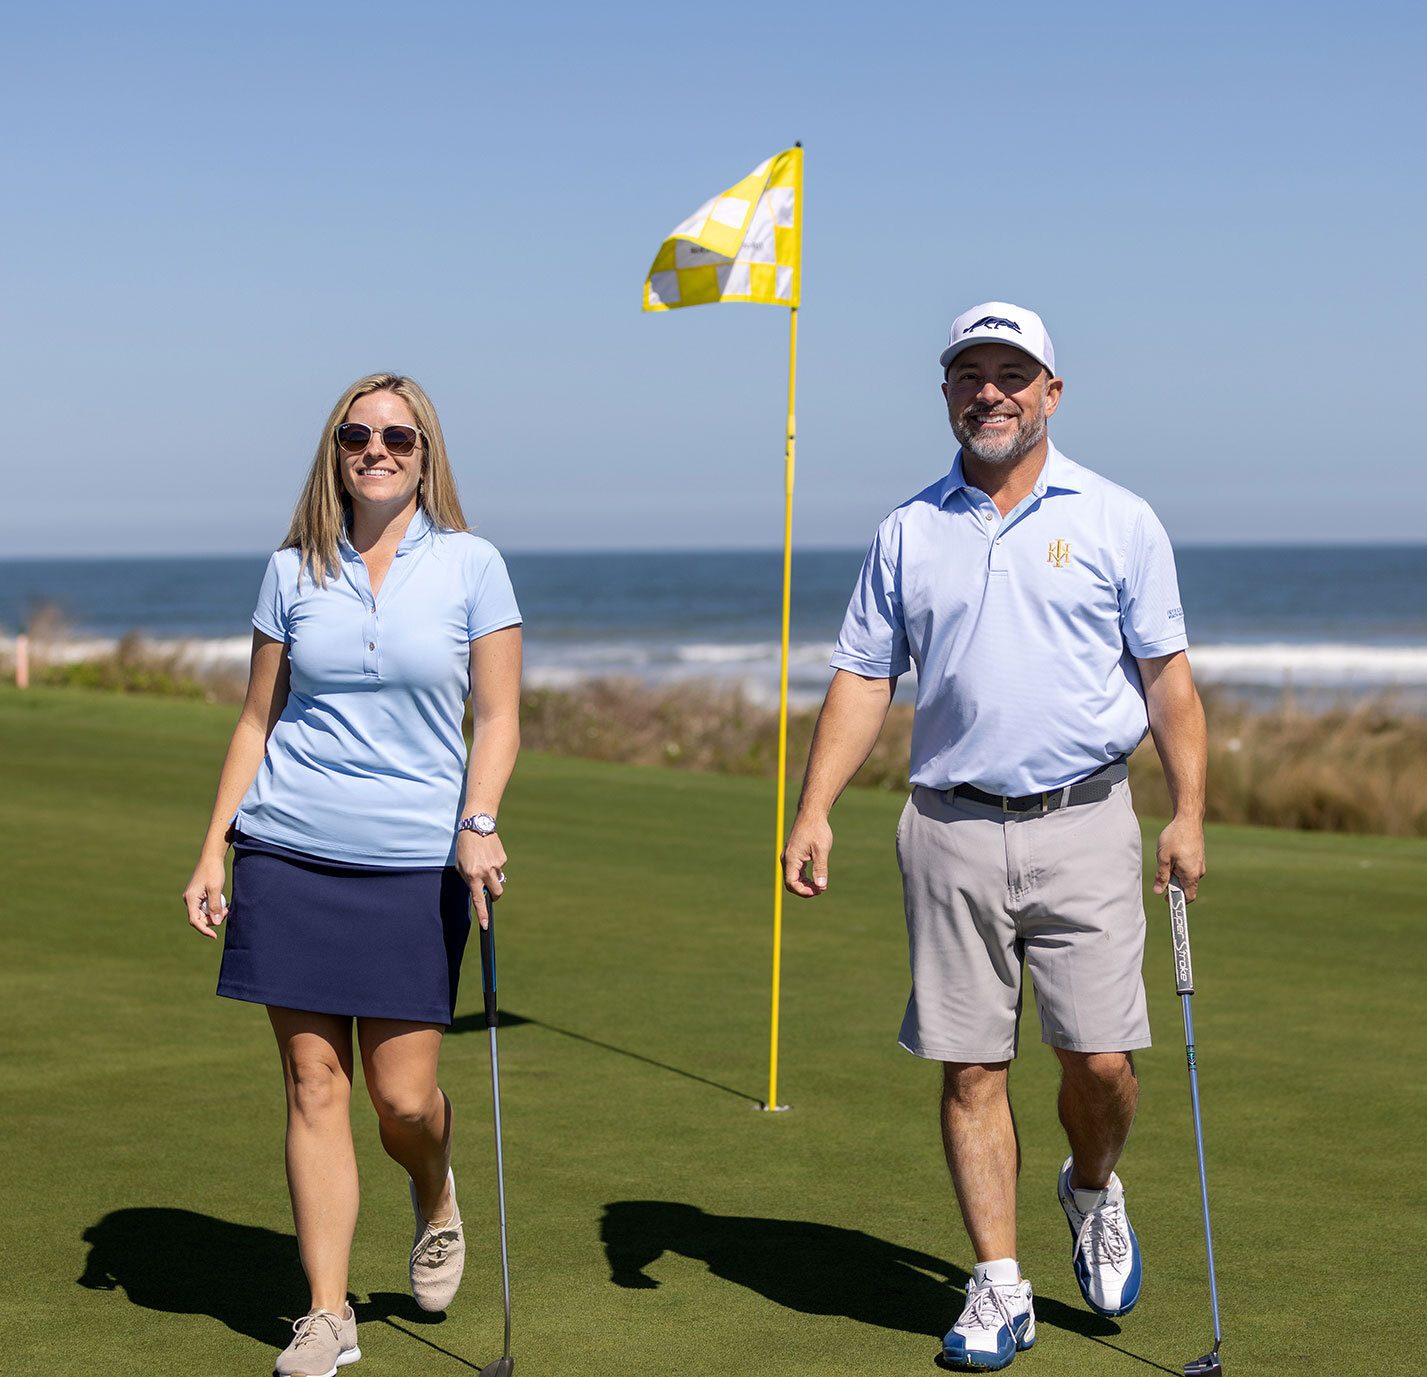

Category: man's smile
[967, 409, 1019, 429]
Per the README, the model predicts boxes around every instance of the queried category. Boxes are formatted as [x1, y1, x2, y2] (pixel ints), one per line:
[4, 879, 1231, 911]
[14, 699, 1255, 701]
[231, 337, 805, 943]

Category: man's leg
[1019, 781, 1151, 1316]
[1053, 1046, 1143, 1317]
[940, 1060, 1036, 1370]
[1055, 1049, 1138, 1189]
[941, 1060, 1019, 1261]
[896, 789, 1035, 1365]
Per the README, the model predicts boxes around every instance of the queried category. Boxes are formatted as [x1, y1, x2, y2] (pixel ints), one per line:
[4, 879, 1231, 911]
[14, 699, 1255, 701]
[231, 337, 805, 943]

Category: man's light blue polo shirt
[234, 509, 521, 867]
[831, 443, 1187, 796]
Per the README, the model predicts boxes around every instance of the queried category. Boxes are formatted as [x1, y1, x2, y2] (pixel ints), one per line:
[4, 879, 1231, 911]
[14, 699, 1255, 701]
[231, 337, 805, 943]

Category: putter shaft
[488, 1024, 512, 1360]
[1180, 992, 1222, 1349]
[1168, 881, 1223, 1363]
[479, 905, 514, 1371]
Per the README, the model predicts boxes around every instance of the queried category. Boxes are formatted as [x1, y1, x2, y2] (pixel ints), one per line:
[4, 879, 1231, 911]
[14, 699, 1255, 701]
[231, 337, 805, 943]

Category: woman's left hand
[457, 828, 507, 930]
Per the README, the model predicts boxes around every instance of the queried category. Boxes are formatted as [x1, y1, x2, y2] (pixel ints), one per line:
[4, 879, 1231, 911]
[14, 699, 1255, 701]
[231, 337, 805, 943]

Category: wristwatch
[458, 812, 498, 837]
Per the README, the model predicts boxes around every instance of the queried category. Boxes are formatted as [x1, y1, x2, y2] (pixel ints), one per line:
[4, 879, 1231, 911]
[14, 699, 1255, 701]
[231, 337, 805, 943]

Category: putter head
[477, 1359, 514, 1377]
[1184, 1351, 1222, 1377]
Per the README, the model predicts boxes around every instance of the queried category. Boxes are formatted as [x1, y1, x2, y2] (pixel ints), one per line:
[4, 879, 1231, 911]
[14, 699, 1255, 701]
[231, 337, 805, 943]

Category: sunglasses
[335, 422, 424, 456]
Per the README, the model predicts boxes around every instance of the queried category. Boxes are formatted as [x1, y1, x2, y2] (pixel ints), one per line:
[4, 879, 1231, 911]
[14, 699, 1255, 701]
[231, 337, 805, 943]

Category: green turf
[2, 686, 1424, 1376]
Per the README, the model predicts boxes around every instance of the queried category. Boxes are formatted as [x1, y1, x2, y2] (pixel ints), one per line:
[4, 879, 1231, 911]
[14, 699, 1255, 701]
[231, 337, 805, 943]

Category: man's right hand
[779, 669, 894, 899]
[783, 811, 833, 897]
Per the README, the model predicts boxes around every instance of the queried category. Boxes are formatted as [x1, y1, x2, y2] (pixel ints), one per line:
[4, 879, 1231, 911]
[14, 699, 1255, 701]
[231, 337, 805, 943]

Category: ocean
[2, 546, 1425, 710]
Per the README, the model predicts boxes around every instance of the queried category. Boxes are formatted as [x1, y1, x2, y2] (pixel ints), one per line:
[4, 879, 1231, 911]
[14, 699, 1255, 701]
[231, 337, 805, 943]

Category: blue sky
[4, 0, 1424, 556]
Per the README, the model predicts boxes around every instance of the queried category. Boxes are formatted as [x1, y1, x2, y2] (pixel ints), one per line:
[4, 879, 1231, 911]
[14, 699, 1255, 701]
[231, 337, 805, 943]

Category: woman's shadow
[77, 1208, 448, 1350]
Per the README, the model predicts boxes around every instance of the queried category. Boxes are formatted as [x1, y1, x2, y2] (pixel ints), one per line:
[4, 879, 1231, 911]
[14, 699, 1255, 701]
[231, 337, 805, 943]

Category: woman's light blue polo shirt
[831, 444, 1188, 796]
[234, 510, 521, 867]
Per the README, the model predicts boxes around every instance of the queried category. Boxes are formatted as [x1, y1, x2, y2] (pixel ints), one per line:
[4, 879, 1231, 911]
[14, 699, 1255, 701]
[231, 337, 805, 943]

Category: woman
[182, 374, 521, 1377]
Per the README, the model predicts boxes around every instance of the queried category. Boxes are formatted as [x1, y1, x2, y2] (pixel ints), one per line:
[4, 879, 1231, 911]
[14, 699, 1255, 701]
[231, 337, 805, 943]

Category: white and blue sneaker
[1057, 1156, 1142, 1316]
[941, 1273, 1036, 1371]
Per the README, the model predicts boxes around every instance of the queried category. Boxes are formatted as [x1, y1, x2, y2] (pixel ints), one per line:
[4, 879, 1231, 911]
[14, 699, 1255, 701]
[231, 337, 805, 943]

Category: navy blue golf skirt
[216, 833, 472, 1024]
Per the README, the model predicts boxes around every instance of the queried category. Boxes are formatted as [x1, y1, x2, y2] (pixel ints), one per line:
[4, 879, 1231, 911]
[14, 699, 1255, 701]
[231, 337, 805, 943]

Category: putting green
[1, 687, 1423, 1376]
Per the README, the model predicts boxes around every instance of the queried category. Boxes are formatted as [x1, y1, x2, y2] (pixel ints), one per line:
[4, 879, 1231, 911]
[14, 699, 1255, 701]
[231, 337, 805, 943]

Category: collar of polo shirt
[939, 443, 1084, 508]
[339, 506, 434, 560]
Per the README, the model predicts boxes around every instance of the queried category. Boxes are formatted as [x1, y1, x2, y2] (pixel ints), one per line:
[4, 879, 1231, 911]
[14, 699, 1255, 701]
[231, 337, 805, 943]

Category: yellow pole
[764, 302, 798, 1112]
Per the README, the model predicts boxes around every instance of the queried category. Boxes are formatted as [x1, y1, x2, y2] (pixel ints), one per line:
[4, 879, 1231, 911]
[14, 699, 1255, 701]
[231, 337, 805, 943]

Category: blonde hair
[282, 373, 469, 585]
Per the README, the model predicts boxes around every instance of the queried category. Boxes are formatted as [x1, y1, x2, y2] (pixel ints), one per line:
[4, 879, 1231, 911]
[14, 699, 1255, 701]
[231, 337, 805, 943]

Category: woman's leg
[357, 1019, 452, 1221]
[268, 1006, 358, 1313]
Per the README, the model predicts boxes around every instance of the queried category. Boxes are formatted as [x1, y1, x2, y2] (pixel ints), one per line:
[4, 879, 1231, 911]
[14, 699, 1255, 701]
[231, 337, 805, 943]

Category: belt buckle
[1000, 794, 1011, 812]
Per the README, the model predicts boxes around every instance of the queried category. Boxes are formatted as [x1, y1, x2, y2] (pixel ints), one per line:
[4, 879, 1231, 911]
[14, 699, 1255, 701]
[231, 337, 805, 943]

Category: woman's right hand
[182, 854, 230, 940]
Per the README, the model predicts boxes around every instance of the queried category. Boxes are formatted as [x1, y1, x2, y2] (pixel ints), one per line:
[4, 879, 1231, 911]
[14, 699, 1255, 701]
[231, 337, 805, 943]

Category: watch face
[473, 813, 496, 835]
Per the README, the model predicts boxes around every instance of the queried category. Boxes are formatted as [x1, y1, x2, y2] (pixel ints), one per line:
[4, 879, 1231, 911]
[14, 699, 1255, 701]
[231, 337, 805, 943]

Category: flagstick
[762, 303, 798, 1113]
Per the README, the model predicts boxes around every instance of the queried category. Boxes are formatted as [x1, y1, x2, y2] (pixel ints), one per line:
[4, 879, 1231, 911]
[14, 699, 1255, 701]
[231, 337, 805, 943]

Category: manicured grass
[1, 686, 1424, 1377]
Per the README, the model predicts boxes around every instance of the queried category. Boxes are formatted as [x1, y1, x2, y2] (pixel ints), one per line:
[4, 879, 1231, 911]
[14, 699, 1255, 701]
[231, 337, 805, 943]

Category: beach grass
[519, 680, 1427, 839]
[22, 626, 1427, 836]
[1, 686, 1424, 1376]
[15, 606, 1427, 838]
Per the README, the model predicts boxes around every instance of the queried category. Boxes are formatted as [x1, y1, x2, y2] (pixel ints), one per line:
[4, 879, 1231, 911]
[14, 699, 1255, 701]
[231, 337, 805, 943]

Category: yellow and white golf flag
[643, 147, 802, 311]
[641, 145, 806, 1113]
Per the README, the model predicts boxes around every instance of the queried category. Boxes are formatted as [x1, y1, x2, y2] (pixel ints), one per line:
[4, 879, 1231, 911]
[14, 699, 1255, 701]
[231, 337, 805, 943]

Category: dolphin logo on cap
[964, 316, 1023, 336]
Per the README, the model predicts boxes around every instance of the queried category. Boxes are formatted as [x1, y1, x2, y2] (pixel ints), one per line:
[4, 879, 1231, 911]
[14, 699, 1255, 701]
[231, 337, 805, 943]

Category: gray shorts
[895, 778, 1152, 1063]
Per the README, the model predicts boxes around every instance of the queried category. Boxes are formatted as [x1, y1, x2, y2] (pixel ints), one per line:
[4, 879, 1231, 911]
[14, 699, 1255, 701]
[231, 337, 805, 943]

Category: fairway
[2, 687, 1424, 1377]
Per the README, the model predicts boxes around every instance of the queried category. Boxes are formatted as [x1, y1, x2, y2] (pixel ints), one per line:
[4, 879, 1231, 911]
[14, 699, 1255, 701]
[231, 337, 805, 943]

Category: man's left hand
[1153, 816, 1205, 902]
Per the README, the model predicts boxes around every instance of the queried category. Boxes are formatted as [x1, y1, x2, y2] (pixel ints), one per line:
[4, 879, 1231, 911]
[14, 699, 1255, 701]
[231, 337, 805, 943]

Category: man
[782, 302, 1206, 1372]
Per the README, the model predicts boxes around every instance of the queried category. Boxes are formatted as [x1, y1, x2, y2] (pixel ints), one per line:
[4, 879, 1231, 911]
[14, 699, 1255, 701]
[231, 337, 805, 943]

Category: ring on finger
[496, 870, 507, 885]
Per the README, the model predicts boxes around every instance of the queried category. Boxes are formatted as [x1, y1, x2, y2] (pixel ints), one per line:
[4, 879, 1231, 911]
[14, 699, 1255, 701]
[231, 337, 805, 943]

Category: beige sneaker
[409, 1168, 466, 1312]
[274, 1305, 360, 1377]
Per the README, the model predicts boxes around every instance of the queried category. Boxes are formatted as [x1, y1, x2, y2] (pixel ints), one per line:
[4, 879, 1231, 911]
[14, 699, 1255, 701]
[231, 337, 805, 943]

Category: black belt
[943, 759, 1129, 814]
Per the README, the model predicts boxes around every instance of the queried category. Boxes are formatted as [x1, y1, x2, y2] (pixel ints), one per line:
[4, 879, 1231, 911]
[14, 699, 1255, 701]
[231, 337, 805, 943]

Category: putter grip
[1168, 881, 1194, 995]
[479, 900, 499, 1029]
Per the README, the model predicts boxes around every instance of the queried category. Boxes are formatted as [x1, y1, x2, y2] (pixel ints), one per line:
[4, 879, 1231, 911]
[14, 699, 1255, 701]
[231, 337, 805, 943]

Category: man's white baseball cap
[939, 301, 1056, 377]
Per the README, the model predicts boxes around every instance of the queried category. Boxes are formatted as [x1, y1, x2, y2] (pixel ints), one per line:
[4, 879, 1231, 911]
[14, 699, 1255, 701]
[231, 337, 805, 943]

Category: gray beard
[954, 405, 1047, 464]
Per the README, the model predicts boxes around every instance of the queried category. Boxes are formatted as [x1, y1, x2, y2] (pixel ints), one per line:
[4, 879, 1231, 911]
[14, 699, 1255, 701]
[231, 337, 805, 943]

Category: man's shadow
[601, 1200, 1123, 1344]
[77, 1208, 464, 1358]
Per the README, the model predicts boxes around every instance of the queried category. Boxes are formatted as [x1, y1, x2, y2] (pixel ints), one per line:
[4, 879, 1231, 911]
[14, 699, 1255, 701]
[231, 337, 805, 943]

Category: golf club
[476, 896, 515, 1377]
[1167, 878, 1223, 1377]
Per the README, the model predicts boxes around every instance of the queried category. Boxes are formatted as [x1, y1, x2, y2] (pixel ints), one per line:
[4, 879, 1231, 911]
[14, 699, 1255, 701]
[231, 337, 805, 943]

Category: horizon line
[3, 538, 1427, 563]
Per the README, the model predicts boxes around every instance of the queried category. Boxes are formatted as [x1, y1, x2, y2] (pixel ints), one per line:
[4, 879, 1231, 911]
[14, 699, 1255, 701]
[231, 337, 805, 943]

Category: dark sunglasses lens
[336, 422, 372, 450]
[382, 426, 418, 455]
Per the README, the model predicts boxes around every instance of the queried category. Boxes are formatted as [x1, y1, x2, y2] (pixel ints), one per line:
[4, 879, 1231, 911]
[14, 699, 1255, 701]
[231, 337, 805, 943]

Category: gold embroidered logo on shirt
[1047, 539, 1071, 569]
